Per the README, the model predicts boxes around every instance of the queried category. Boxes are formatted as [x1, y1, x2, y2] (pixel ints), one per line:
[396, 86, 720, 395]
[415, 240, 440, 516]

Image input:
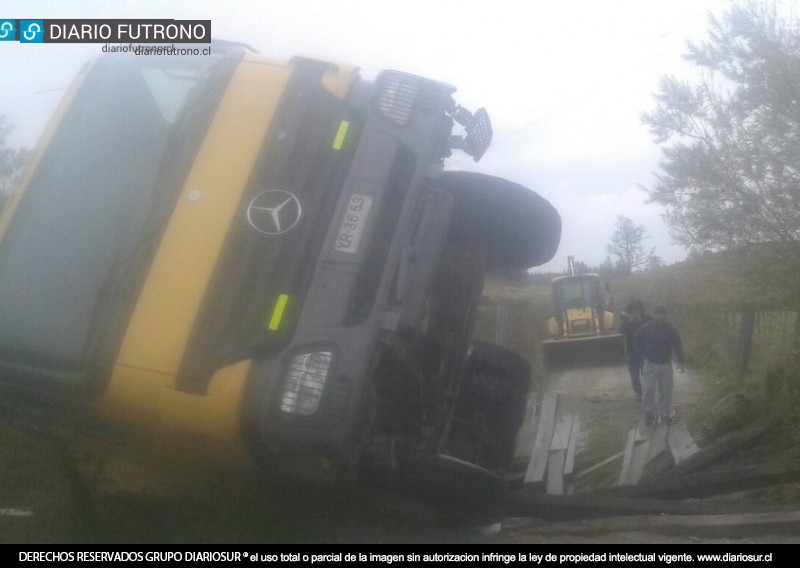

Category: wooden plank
[546, 450, 567, 495]
[641, 423, 674, 481]
[667, 421, 700, 464]
[504, 491, 800, 520]
[618, 421, 656, 486]
[550, 414, 574, 451]
[576, 451, 624, 480]
[513, 392, 539, 461]
[617, 460, 800, 500]
[658, 416, 780, 480]
[626, 438, 652, 485]
[647, 423, 669, 460]
[564, 415, 581, 476]
[524, 393, 558, 484]
[617, 429, 636, 486]
[634, 423, 650, 442]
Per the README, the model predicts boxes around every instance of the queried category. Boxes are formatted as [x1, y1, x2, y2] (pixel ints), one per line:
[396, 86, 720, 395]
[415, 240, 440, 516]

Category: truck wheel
[439, 171, 561, 270]
[467, 341, 531, 398]
[458, 371, 525, 468]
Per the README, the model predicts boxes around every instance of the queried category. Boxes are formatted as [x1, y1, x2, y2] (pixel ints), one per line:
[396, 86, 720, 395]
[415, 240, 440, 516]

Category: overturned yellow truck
[0, 42, 560, 506]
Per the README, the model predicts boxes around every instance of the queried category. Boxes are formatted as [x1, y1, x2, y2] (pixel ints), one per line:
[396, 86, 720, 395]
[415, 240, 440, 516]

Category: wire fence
[474, 293, 800, 398]
[667, 304, 800, 378]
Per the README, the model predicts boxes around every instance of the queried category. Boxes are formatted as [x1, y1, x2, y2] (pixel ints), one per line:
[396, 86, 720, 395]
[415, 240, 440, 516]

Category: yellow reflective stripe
[268, 294, 290, 331]
[332, 120, 349, 150]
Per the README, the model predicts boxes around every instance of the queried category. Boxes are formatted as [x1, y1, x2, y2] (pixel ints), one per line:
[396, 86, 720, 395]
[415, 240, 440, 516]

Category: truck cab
[0, 42, 561, 497]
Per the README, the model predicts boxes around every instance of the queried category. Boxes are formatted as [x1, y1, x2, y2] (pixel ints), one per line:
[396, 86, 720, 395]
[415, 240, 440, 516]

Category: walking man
[633, 305, 685, 426]
[619, 300, 649, 401]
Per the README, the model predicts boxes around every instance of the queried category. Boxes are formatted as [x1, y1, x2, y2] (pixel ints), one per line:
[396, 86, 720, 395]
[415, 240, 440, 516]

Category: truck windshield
[0, 53, 227, 381]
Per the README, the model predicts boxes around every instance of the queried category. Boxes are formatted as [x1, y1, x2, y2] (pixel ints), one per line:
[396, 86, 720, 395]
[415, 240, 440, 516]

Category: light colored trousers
[642, 359, 673, 419]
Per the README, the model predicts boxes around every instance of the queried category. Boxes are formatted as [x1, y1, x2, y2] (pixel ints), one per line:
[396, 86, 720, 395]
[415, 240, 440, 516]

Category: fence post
[737, 305, 756, 385]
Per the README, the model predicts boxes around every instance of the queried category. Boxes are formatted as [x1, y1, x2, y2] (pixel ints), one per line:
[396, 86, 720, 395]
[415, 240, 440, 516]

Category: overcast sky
[1, 0, 736, 272]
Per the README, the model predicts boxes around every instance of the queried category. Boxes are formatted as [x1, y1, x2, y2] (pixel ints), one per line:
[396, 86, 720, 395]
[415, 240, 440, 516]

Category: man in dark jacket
[619, 300, 649, 400]
[633, 305, 685, 426]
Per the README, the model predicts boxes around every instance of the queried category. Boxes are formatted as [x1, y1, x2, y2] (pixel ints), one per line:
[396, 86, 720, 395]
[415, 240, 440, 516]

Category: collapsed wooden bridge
[503, 391, 800, 538]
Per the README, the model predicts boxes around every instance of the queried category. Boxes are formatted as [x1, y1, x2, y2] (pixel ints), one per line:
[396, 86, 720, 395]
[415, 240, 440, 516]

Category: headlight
[280, 351, 333, 416]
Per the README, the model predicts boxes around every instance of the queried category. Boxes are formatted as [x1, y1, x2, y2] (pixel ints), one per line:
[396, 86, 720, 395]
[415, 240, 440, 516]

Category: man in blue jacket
[633, 305, 685, 426]
[619, 299, 650, 401]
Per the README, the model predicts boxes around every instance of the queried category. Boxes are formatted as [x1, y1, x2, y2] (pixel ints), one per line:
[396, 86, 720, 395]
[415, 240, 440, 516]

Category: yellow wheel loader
[543, 257, 624, 367]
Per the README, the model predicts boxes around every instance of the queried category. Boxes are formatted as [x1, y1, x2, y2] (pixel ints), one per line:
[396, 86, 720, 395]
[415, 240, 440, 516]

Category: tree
[686, 247, 712, 262]
[0, 115, 30, 211]
[597, 256, 618, 276]
[573, 260, 592, 274]
[647, 254, 663, 271]
[607, 215, 655, 274]
[642, 0, 800, 271]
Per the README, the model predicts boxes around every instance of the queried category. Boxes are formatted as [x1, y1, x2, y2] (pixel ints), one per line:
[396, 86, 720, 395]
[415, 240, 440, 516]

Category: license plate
[334, 194, 372, 254]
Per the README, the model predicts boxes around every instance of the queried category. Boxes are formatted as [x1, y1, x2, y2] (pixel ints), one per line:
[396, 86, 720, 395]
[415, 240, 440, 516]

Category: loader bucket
[543, 334, 625, 369]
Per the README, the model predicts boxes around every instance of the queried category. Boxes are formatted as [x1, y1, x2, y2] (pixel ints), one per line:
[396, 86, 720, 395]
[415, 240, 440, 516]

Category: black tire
[438, 171, 561, 270]
[457, 342, 532, 467]
[461, 371, 525, 409]
[468, 341, 532, 396]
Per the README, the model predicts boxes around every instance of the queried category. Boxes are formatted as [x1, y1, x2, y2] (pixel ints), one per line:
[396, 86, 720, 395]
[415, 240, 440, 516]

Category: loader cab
[543, 269, 624, 368]
[553, 274, 605, 312]
[550, 274, 611, 336]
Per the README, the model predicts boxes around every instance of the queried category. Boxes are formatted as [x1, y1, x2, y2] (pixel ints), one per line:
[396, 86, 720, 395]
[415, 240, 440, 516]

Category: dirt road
[552, 363, 705, 474]
[488, 364, 800, 545]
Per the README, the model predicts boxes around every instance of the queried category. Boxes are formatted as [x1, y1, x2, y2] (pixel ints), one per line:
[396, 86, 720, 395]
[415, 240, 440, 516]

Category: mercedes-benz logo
[246, 190, 302, 235]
